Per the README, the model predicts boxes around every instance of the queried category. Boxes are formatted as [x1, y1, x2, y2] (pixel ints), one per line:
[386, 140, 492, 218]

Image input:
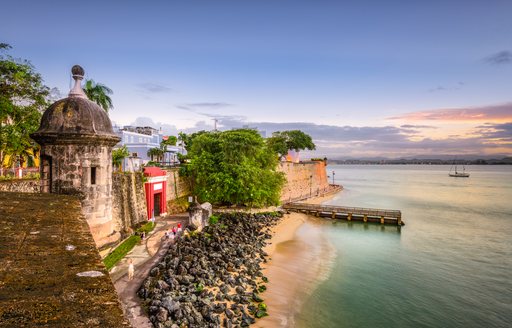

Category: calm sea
[295, 165, 512, 328]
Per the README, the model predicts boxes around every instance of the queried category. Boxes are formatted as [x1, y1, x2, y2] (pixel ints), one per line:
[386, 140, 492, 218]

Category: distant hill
[327, 156, 512, 165]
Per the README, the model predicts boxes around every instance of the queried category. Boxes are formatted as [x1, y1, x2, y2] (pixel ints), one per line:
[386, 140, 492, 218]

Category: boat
[449, 163, 470, 177]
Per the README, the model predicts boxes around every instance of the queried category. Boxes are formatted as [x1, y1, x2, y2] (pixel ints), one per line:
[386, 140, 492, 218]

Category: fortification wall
[278, 160, 329, 202]
[111, 172, 147, 239]
[0, 179, 39, 193]
[164, 168, 192, 201]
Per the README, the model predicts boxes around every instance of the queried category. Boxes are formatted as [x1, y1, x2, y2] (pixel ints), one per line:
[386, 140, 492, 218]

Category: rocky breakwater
[138, 212, 283, 327]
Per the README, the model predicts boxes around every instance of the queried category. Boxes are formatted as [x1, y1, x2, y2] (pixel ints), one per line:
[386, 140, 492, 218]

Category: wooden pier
[283, 202, 404, 225]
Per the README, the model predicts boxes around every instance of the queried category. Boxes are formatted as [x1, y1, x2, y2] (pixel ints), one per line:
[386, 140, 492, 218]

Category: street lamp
[309, 175, 313, 197]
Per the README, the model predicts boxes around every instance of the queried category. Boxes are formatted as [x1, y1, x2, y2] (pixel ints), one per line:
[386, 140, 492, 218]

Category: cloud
[484, 50, 512, 65]
[176, 102, 233, 112]
[127, 114, 512, 159]
[428, 82, 464, 93]
[137, 82, 173, 93]
[388, 103, 512, 122]
[475, 122, 512, 143]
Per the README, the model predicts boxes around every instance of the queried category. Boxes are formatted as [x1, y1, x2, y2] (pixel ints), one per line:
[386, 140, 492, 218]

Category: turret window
[91, 167, 97, 185]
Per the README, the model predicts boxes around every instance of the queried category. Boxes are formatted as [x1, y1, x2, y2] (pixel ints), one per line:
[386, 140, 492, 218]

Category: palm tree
[83, 79, 114, 113]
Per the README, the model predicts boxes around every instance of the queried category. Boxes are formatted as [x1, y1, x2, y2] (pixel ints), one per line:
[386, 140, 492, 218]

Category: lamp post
[332, 171, 335, 185]
[309, 175, 313, 197]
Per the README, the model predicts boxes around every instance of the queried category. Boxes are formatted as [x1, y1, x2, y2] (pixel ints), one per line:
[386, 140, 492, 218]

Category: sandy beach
[257, 192, 339, 328]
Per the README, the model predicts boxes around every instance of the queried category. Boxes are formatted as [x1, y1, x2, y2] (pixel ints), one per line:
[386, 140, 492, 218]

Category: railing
[283, 202, 402, 219]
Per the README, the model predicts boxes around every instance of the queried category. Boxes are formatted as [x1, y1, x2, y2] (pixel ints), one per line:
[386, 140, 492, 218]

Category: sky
[2, 0, 511, 159]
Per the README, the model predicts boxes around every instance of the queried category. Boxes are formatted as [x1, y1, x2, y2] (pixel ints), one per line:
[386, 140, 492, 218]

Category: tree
[267, 130, 316, 159]
[181, 129, 285, 207]
[161, 135, 177, 147]
[147, 147, 164, 163]
[112, 145, 130, 172]
[83, 79, 113, 113]
[0, 43, 49, 174]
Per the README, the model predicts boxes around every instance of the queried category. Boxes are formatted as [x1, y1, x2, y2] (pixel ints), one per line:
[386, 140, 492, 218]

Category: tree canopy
[180, 129, 285, 207]
[84, 79, 113, 113]
[266, 130, 316, 158]
[112, 145, 130, 172]
[0, 43, 49, 172]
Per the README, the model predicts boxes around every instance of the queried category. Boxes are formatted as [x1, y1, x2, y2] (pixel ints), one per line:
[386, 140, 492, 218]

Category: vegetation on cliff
[179, 129, 285, 207]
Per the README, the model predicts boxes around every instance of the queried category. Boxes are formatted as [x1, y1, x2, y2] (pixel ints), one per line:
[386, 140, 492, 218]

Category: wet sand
[257, 213, 336, 328]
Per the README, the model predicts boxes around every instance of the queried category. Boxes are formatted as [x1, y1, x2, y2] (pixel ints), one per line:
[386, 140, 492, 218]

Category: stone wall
[278, 160, 330, 202]
[165, 168, 192, 201]
[0, 191, 130, 327]
[0, 179, 39, 193]
[111, 172, 147, 238]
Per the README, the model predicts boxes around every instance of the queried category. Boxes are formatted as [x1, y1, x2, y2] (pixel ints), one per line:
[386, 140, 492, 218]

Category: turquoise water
[296, 165, 512, 328]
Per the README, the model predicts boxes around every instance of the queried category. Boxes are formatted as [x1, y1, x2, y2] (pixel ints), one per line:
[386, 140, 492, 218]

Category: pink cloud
[389, 103, 512, 122]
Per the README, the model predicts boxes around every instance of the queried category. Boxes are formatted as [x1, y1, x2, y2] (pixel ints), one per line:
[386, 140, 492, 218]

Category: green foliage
[257, 284, 267, 293]
[112, 145, 130, 171]
[147, 147, 164, 162]
[136, 221, 156, 234]
[161, 136, 177, 147]
[195, 283, 205, 293]
[0, 43, 49, 171]
[103, 235, 141, 270]
[83, 79, 113, 112]
[182, 129, 285, 207]
[209, 214, 220, 225]
[266, 130, 316, 158]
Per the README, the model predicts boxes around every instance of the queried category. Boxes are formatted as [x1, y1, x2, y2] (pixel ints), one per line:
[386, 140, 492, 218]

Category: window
[91, 167, 97, 185]
[132, 152, 138, 157]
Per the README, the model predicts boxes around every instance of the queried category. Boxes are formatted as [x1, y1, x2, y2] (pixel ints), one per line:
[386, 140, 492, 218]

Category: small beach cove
[257, 193, 339, 327]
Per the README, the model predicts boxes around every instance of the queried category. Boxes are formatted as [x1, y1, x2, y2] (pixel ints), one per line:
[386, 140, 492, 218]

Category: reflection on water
[296, 165, 512, 328]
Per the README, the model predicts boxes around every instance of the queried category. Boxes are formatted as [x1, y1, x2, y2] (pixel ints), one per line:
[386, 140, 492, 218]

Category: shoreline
[257, 192, 339, 327]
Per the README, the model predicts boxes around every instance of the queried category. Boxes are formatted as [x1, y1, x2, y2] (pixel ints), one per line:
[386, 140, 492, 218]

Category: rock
[156, 307, 168, 322]
[161, 296, 180, 313]
[150, 267, 160, 277]
[225, 308, 234, 319]
[156, 280, 169, 290]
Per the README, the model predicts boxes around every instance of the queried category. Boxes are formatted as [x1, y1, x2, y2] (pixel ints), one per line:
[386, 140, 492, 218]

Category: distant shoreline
[328, 159, 511, 165]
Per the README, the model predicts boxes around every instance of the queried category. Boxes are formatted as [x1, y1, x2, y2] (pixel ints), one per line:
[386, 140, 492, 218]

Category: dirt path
[112, 214, 188, 328]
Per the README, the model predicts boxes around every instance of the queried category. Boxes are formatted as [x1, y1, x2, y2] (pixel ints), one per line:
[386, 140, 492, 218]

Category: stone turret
[31, 65, 121, 247]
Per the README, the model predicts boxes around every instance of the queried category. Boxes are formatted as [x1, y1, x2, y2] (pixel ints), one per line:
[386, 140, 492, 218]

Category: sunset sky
[2, 0, 511, 158]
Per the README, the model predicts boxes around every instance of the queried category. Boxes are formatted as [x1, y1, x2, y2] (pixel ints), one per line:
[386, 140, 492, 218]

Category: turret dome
[31, 65, 120, 146]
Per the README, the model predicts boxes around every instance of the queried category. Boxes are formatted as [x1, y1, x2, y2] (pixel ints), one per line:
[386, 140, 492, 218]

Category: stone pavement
[0, 192, 130, 327]
[112, 213, 188, 328]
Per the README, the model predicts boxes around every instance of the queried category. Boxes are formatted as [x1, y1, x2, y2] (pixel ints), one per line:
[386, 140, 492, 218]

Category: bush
[209, 214, 220, 225]
[103, 235, 141, 270]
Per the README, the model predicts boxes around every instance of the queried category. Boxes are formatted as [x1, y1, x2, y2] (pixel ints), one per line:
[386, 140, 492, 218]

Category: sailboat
[449, 162, 470, 177]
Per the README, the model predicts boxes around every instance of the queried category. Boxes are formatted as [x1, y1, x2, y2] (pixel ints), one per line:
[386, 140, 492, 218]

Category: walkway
[112, 213, 188, 328]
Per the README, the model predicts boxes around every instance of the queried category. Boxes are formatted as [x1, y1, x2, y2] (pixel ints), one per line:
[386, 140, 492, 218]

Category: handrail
[283, 202, 401, 217]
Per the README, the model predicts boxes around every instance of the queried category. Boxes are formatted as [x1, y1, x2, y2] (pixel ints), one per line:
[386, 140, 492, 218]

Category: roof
[143, 166, 167, 177]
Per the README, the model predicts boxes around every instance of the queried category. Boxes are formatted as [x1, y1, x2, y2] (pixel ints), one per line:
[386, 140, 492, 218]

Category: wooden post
[397, 216, 402, 225]
[363, 214, 368, 223]
[380, 216, 385, 224]
[347, 213, 352, 221]
[332, 212, 336, 219]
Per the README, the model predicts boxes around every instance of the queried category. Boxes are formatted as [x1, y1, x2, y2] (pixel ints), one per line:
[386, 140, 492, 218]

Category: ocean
[294, 165, 512, 328]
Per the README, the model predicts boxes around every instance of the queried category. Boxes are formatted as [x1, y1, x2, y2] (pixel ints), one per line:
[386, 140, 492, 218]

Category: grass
[136, 221, 156, 234]
[103, 235, 141, 270]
